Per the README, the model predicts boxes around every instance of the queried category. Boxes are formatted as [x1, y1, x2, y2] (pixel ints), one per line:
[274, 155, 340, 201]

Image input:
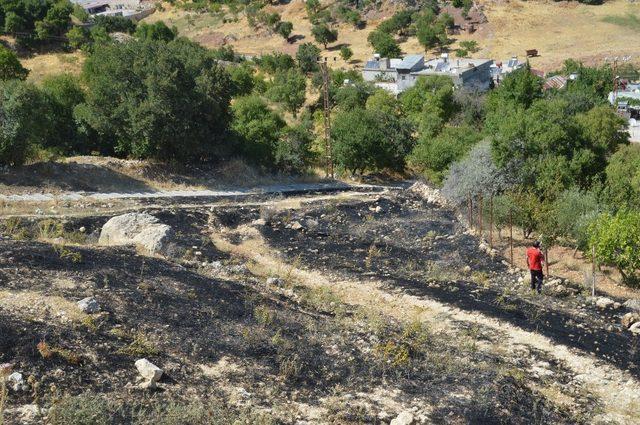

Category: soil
[0, 184, 639, 424]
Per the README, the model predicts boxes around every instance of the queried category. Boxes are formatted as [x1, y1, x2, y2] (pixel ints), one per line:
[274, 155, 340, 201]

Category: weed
[37, 341, 54, 359]
[37, 341, 81, 364]
[299, 286, 346, 316]
[364, 243, 381, 269]
[48, 394, 111, 425]
[254, 305, 275, 327]
[53, 244, 83, 263]
[471, 271, 490, 287]
[278, 353, 304, 381]
[116, 333, 159, 357]
[1, 217, 29, 240]
[38, 219, 64, 240]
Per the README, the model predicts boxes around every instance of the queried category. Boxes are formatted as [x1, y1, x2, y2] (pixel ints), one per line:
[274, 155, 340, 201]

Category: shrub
[0, 46, 29, 81]
[604, 144, 640, 209]
[266, 68, 306, 115]
[367, 31, 401, 58]
[296, 43, 321, 73]
[339, 45, 353, 61]
[332, 107, 414, 174]
[48, 394, 111, 425]
[311, 24, 337, 49]
[275, 124, 313, 174]
[135, 21, 177, 42]
[442, 141, 509, 205]
[589, 210, 640, 285]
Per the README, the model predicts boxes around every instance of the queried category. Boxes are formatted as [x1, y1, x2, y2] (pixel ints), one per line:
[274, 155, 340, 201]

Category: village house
[363, 53, 493, 95]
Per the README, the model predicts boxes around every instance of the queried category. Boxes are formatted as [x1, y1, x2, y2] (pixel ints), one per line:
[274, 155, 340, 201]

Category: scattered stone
[622, 313, 638, 329]
[391, 411, 415, 425]
[595, 297, 615, 309]
[624, 299, 640, 312]
[78, 226, 86, 233]
[77, 297, 100, 314]
[8, 372, 27, 392]
[463, 265, 471, 273]
[135, 359, 163, 389]
[291, 221, 303, 230]
[266, 277, 284, 286]
[99, 213, 174, 255]
[251, 218, 266, 226]
[10, 404, 40, 423]
[629, 322, 640, 334]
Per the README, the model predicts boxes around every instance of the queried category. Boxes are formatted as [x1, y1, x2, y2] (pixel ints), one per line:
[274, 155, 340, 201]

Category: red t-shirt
[527, 247, 544, 271]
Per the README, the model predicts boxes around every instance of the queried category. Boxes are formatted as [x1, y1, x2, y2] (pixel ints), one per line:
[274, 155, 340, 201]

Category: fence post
[478, 195, 483, 237]
[591, 245, 596, 297]
[544, 247, 549, 276]
[489, 194, 494, 249]
[468, 193, 472, 228]
[509, 208, 513, 266]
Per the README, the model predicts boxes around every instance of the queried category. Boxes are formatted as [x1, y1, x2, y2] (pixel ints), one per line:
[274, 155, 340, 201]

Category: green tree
[266, 68, 306, 115]
[332, 107, 414, 174]
[276, 21, 293, 41]
[311, 24, 337, 49]
[365, 89, 400, 116]
[367, 31, 401, 58]
[66, 25, 89, 50]
[0, 80, 49, 165]
[296, 43, 321, 73]
[40, 73, 85, 154]
[0, 46, 29, 80]
[275, 124, 313, 174]
[409, 124, 482, 182]
[589, 210, 640, 285]
[76, 39, 233, 160]
[228, 64, 255, 97]
[604, 144, 640, 209]
[135, 21, 177, 42]
[35, 0, 72, 41]
[231, 95, 286, 166]
[340, 45, 353, 61]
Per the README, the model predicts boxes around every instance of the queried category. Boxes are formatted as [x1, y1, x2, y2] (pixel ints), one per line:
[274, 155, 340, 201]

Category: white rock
[622, 313, 638, 329]
[266, 277, 284, 286]
[77, 297, 100, 314]
[596, 297, 615, 309]
[391, 411, 415, 425]
[78, 226, 86, 233]
[291, 221, 303, 230]
[624, 299, 640, 312]
[629, 322, 640, 334]
[8, 372, 25, 391]
[99, 213, 174, 255]
[251, 219, 266, 226]
[135, 359, 163, 386]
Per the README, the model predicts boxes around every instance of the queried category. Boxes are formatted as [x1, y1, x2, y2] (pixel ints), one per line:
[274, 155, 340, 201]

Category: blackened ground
[1, 242, 586, 423]
[260, 192, 640, 379]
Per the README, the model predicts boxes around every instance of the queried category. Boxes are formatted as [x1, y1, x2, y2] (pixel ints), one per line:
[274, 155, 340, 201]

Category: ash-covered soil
[0, 187, 637, 423]
[260, 192, 640, 378]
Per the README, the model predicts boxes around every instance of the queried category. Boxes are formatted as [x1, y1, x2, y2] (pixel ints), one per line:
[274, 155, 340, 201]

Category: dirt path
[210, 189, 640, 424]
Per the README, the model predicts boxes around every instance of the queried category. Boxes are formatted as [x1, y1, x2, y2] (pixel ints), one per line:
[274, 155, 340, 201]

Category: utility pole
[320, 59, 333, 178]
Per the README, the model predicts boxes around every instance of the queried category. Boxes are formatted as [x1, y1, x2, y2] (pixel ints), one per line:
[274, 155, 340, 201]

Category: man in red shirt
[526, 241, 545, 294]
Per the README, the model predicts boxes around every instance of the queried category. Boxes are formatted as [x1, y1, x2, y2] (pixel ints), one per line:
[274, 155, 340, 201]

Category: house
[78, 1, 110, 14]
[490, 56, 525, 84]
[72, 0, 155, 19]
[362, 53, 493, 95]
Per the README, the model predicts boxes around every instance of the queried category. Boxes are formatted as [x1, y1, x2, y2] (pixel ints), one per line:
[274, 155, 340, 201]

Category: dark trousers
[530, 270, 543, 292]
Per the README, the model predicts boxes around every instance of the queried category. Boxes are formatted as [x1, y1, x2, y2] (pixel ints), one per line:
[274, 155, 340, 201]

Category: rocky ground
[0, 183, 639, 424]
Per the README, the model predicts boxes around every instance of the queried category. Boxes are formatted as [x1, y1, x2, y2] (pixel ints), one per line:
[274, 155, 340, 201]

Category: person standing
[526, 241, 545, 294]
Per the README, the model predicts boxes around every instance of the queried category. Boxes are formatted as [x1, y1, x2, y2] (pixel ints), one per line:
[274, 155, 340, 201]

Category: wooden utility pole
[320, 60, 333, 178]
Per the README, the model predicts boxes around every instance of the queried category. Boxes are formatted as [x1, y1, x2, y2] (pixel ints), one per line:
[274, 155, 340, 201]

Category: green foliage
[0, 46, 28, 80]
[135, 21, 177, 42]
[604, 144, 640, 209]
[275, 123, 313, 174]
[72, 3, 89, 22]
[311, 24, 337, 49]
[589, 210, 640, 285]
[66, 25, 89, 50]
[296, 43, 321, 73]
[257, 52, 295, 73]
[459, 40, 479, 53]
[276, 21, 293, 40]
[339, 45, 353, 61]
[231, 95, 286, 167]
[367, 30, 401, 58]
[0, 0, 73, 45]
[76, 39, 233, 160]
[210, 45, 236, 61]
[400, 76, 455, 132]
[228, 64, 255, 97]
[415, 11, 450, 52]
[410, 125, 482, 182]
[35, 0, 73, 41]
[545, 187, 602, 249]
[377, 10, 413, 35]
[40, 73, 86, 154]
[266, 68, 306, 115]
[333, 81, 375, 110]
[0, 80, 49, 165]
[332, 107, 414, 174]
[365, 89, 400, 116]
[91, 15, 136, 34]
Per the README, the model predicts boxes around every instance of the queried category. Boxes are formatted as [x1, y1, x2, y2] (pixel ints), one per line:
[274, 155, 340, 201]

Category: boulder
[391, 411, 415, 425]
[624, 299, 640, 312]
[291, 221, 303, 230]
[629, 322, 640, 334]
[595, 297, 615, 309]
[77, 297, 100, 314]
[135, 359, 163, 388]
[8, 372, 27, 392]
[621, 313, 639, 329]
[99, 213, 173, 255]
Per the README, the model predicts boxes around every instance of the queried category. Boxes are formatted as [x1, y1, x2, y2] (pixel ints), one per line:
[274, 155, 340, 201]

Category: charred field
[0, 186, 638, 424]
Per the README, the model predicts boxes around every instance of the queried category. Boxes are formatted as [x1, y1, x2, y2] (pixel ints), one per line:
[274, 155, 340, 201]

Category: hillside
[144, 0, 640, 72]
